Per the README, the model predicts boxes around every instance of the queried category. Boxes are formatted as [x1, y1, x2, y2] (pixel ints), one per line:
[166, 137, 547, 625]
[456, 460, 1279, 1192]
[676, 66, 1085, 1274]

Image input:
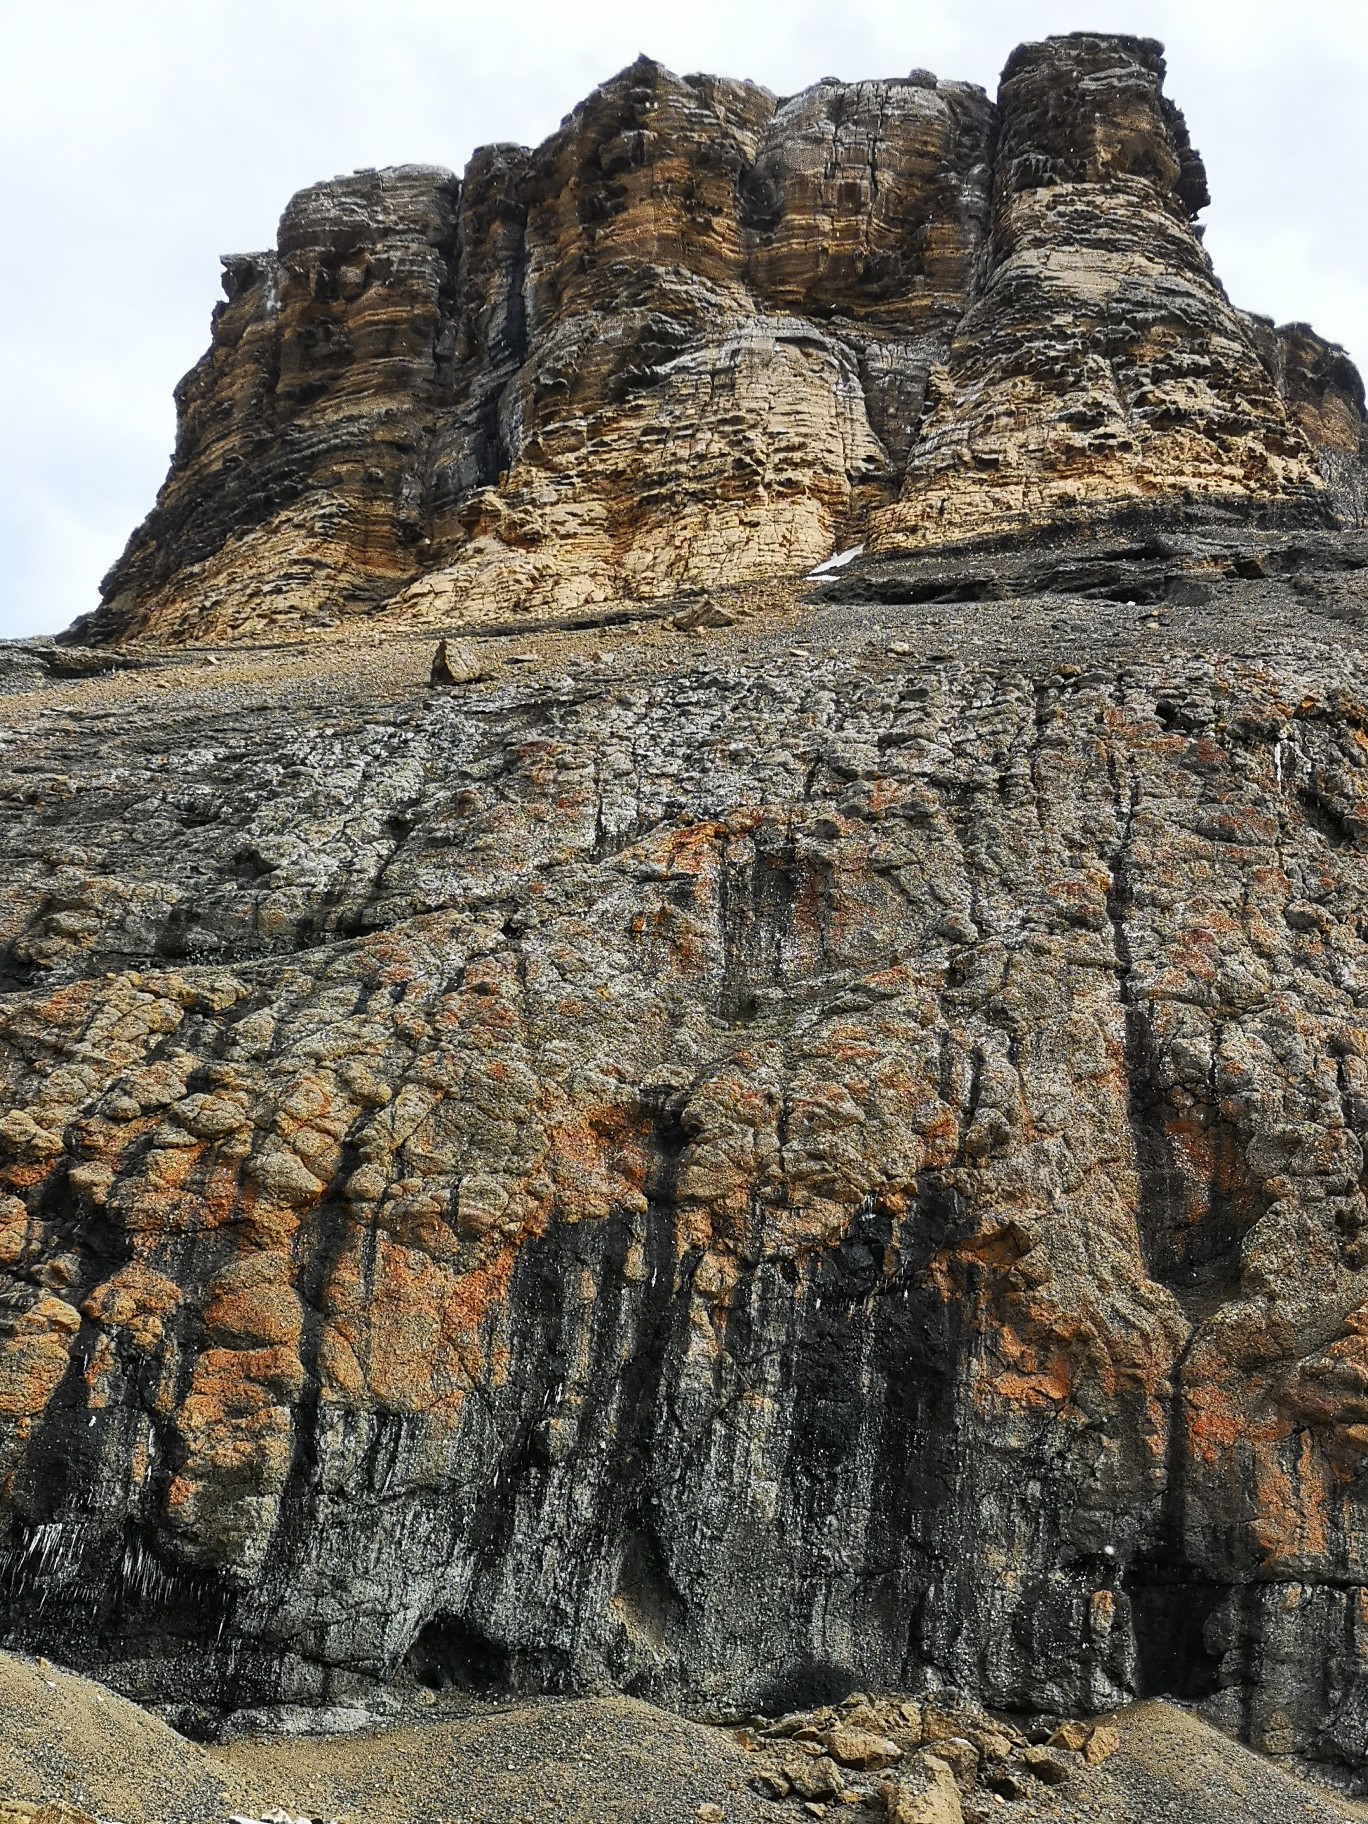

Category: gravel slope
[2, 1652, 1366, 1824]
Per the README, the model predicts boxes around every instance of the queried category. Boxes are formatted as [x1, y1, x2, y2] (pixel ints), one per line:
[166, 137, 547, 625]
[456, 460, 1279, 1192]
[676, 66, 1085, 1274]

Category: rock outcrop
[867, 36, 1324, 550]
[81, 35, 1365, 647]
[8, 529, 1368, 1778]
[96, 167, 463, 644]
[10, 26, 1368, 1795]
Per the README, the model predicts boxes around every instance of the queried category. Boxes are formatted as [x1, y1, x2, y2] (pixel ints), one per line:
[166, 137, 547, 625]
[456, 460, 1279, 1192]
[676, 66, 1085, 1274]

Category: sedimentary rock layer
[8, 534, 1368, 1777]
[97, 167, 462, 643]
[16, 20, 1368, 1793]
[868, 36, 1326, 550]
[83, 36, 1366, 647]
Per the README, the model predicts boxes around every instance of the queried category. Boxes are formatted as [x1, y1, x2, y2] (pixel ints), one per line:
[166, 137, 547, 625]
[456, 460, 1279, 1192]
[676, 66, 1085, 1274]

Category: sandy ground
[0, 1651, 772, 1824]
[1040, 1702, 1368, 1824]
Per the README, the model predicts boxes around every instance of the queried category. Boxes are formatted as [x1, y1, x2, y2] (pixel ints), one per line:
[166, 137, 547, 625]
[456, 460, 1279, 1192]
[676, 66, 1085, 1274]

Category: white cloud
[2, 0, 1365, 637]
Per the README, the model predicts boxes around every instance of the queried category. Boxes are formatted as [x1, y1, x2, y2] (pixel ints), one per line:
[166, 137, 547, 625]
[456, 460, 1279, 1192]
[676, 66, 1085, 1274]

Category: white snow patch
[807, 544, 865, 579]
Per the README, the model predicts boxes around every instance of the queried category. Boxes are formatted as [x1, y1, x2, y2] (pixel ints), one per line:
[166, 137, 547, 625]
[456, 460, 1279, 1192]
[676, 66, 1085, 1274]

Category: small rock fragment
[884, 1755, 963, 1824]
[1047, 1719, 1090, 1753]
[429, 639, 488, 687]
[965, 1726, 1014, 1764]
[784, 1755, 842, 1801]
[1021, 1744, 1072, 1785]
[921, 1705, 977, 1747]
[823, 1724, 903, 1770]
[1081, 1721, 1119, 1765]
[916, 1738, 977, 1789]
[673, 600, 737, 632]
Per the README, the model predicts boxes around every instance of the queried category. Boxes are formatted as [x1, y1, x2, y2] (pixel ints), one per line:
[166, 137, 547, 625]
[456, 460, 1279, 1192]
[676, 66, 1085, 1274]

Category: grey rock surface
[3, 533, 1368, 1786]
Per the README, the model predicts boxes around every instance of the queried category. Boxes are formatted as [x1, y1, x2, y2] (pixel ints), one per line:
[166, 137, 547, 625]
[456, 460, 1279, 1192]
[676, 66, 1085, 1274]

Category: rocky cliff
[85, 34, 1364, 648]
[8, 27, 1368, 1791]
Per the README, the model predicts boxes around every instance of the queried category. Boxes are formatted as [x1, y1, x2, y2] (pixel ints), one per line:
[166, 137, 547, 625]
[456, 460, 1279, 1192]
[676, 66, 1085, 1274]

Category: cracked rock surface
[5, 532, 1368, 1785]
[13, 19, 1368, 1807]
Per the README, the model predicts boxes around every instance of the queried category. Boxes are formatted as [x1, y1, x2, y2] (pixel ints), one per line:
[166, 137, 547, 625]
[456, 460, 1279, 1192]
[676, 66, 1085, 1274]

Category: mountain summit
[84, 33, 1365, 647]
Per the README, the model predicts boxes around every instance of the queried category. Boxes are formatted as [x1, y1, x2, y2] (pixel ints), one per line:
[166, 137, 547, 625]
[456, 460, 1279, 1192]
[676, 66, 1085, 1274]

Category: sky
[2, 0, 1366, 640]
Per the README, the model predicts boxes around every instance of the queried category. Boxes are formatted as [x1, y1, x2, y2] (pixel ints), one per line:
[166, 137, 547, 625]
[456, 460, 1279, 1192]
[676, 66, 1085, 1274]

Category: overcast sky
[2, 0, 1365, 640]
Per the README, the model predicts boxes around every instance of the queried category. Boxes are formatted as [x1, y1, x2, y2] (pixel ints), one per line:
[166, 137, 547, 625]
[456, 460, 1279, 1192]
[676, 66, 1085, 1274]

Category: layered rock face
[869, 37, 1325, 549]
[7, 533, 1368, 1775]
[1269, 321, 1368, 525]
[402, 67, 994, 631]
[91, 63, 995, 644]
[98, 168, 462, 643]
[11, 24, 1368, 1788]
[83, 35, 1365, 646]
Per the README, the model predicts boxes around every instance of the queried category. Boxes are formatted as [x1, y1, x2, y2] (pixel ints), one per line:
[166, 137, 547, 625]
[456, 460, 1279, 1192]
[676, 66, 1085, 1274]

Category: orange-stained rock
[8, 23, 1368, 1788]
[10, 528, 1368, 1770]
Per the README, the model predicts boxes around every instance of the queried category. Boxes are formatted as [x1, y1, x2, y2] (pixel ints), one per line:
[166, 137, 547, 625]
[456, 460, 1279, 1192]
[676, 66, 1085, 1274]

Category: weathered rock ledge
[79, 33, 1366, 647]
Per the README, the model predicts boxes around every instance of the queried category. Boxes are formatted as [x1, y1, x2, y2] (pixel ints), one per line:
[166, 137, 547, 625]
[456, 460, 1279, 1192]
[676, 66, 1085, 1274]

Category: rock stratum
[7, 27, 1368, 1801]
[84, 33, 1365, 648]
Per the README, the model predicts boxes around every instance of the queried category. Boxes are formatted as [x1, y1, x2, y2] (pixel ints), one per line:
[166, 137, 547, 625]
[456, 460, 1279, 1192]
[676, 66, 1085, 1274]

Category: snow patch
[807, 544, 864, 579]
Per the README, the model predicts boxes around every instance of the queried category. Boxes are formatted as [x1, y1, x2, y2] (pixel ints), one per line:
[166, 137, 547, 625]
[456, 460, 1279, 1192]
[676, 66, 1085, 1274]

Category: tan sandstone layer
[81, 35, 1365, 647]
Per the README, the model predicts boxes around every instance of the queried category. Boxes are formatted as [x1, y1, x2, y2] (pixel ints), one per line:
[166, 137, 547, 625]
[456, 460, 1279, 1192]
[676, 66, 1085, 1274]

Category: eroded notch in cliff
[0, 1517, 237, 1680]
[405, 1613, 514, 1691]
[1122, 1566, 1225, 1701]
[717, 836, 799, 1023]
[1117, 1000, 1190, 1297]
[610, 1519, 686, 1654]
